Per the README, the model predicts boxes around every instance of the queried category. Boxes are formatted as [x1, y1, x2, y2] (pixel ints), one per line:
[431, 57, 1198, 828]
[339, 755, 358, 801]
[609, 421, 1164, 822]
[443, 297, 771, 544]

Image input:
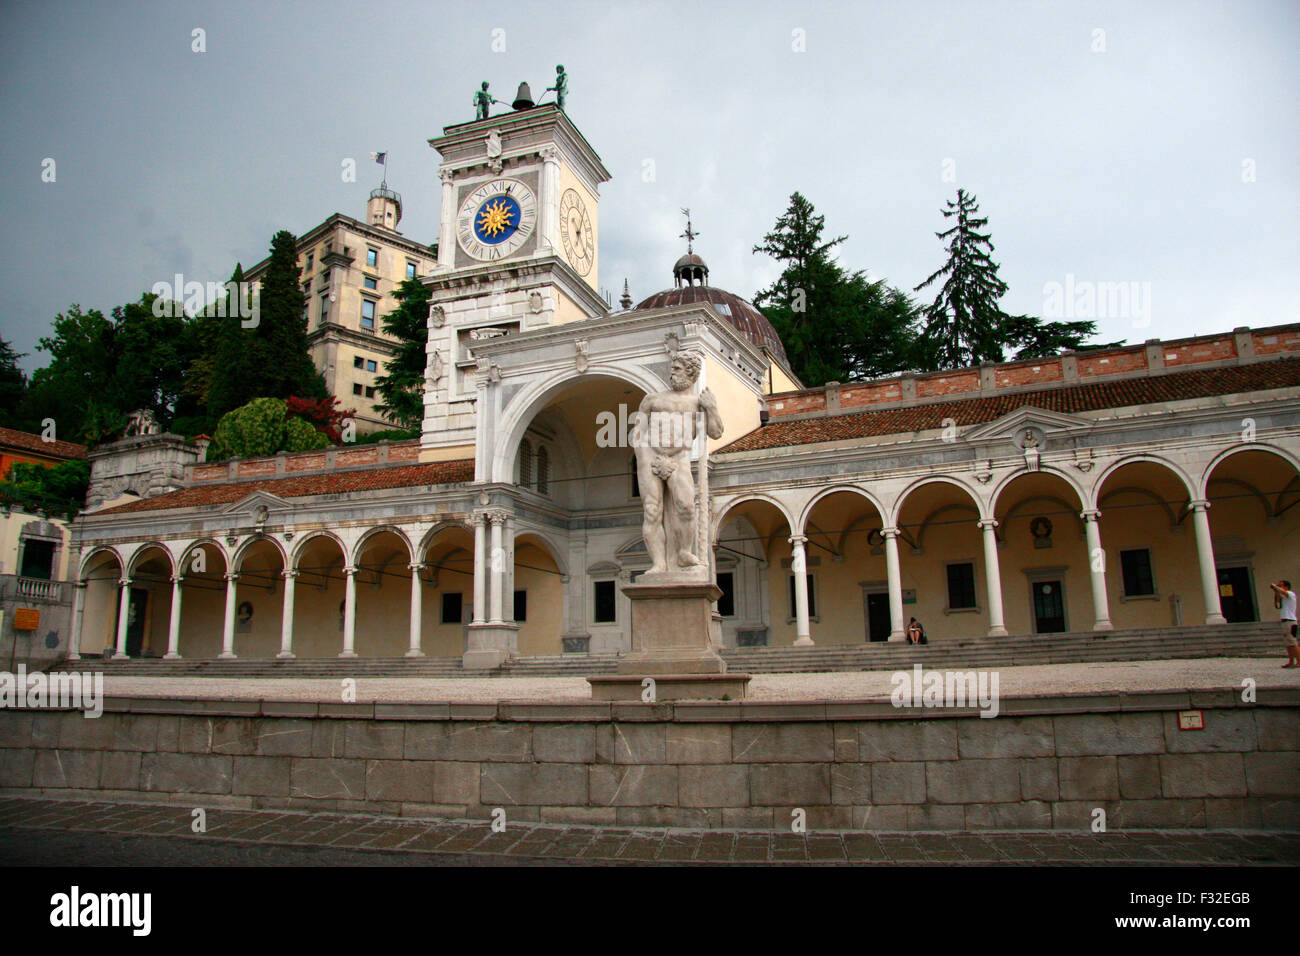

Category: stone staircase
[52, 622, 1278, 680]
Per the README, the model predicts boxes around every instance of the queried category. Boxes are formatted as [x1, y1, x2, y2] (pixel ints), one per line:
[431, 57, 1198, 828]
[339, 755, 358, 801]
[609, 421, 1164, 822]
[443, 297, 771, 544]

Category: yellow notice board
[13, 608, 40, 631]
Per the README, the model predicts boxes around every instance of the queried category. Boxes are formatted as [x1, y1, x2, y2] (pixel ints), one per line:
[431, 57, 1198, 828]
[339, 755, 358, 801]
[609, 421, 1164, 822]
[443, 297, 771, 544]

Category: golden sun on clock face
[559, 188, 594, 276]
[456, 178, 537, 261]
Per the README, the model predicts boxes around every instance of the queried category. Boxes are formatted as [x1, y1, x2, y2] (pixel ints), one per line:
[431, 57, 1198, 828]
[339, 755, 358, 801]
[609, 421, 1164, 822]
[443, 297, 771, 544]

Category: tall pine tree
[752, 192, 920, 385]
[914, 189, 1116, 369]
[209, 233, 326, 418]
[0, 335, 31, 431]
[373, 278, 432, 432]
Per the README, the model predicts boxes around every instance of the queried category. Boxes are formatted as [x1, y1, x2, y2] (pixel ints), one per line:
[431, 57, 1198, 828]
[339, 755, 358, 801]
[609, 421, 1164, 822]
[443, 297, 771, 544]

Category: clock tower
[421, 102, 612, 461]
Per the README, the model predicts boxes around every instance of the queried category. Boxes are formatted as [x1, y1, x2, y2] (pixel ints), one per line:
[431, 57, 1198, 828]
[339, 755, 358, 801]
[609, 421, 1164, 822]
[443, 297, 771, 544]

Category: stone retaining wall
[0, 692, 1296, 831]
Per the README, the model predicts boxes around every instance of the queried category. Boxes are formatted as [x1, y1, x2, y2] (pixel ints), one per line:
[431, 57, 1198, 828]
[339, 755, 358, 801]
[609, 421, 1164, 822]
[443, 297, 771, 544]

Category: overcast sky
[1, 0, 1296, 375]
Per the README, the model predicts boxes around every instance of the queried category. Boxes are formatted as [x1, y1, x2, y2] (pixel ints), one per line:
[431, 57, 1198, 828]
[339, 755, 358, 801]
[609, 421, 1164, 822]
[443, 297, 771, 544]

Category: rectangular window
[366, 248, 378, 268]
[302, 280, 311, 294]
[352, 383, 362, 395]
[717, 572, 735, 617]
[366, 359, 377, 372]
[363, 276, 378, 290]
[353, 356, 364, 369]
[1120, 549, 1155, 596]
[305, 253, 314, 271]
[19, 540, 55, 580]
[406, 262, 417, 279]
[788, 574, 817, 619]
[440, 592, 463, 624]
[594, 580, 616, 623]
[319, 295, 329, 322]
[364, 386, 375, 398]
[946, 562, 977, 609]
[514, 590, 527, 622]
[361, 299, 375, 329]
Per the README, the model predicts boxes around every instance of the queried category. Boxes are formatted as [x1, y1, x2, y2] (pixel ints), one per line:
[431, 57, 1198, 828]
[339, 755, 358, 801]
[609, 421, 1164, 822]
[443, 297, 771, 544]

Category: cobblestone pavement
[1, 797, 1295, 865]
[93, 658, 1300, 703]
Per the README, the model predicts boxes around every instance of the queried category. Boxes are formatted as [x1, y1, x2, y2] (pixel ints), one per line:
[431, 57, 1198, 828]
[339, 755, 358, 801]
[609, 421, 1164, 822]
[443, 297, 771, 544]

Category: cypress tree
[373, 277, 431, 432]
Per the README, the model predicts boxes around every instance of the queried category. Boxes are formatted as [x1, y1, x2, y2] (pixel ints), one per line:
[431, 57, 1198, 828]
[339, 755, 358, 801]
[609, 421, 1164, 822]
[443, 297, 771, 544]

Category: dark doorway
[865, 592, 891, 642]
[124, 587, 149, 657]
[1031, 580, 1066, 633]
[1216, 566, 1257, 623]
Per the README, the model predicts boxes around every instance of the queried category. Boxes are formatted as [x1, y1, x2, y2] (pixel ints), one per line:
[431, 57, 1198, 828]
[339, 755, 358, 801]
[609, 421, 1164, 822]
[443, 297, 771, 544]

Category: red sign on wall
[13, 608, 40, 631]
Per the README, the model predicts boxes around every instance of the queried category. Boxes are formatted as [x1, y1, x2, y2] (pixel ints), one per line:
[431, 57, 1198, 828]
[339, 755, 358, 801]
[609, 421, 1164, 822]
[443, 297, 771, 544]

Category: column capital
[343, 566, 359, 576]
[472, 511, 489, 527]
[487, 509, 510, 526]
[977, 518, 999, 531]
[880, 527, 901, 539]
[74, 580, 88, 590]
[117, 577, 132, 587]
[788, 534, 807, 547]
[408, 563, 425, 573]
[223, 571, 239, 582]
[439, 167, 455, 184]
[1080, 509, 1102, 522]
[170, 574, 185, 585]
[281, 569, 299, 580]
[1189, 499, 1212, 512]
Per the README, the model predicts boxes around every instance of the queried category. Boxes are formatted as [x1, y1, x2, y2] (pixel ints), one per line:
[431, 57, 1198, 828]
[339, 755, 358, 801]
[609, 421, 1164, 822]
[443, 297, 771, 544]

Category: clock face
[456, 178, 537, 261]
[559, 188, 594, 276]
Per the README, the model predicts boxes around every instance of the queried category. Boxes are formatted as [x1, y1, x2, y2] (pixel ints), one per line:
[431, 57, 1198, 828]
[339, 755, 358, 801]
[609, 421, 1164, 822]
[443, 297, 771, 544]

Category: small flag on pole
[370, 151, 387, 164]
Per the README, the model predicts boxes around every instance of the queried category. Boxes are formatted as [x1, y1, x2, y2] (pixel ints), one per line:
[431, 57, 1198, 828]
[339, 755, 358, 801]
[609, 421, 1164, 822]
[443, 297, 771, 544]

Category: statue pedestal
[587, 579, 750, 701]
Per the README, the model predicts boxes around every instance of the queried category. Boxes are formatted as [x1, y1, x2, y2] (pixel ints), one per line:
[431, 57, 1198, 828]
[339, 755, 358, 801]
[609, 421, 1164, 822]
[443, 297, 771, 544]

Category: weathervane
[680, 208, 699, 253]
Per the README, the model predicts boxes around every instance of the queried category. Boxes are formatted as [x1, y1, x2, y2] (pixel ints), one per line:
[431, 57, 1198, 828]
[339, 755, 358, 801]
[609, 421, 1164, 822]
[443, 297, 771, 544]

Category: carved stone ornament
[575, 339, 589, 373]
[528, 290, 543, 313]
[486, 131, 503, 173]
[428, 304, 445, 329]
[664, 331, 680, 355]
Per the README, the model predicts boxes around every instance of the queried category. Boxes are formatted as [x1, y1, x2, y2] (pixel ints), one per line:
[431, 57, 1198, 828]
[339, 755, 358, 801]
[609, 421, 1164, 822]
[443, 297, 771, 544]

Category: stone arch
[990, 465, 1087, 517]
[231, 534, 288, 572]
[177, 538, 230, 576]
[891, 475, 990, 527]
[514, 529, 569, 577]
[353, 525, 414, 566]
[797, 484, 887, 536]
[1097, 486, 1181, 529]
[490, 366, 665, 485]
[1200, 442, 1300, 499]
[1090, 454, 1196, 511]
[289, 529, 348, 569]
[126, 541, 175, 578]
[713, 493, 798, 544]
[78, 545, 125, 582]
[997, 494, 1086, 542]
[914, 502, 983, 552]
[418, 519, 474, 558]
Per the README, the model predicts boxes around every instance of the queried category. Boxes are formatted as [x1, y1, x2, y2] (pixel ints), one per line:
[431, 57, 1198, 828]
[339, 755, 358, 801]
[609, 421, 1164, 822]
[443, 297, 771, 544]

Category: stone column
[406, 563, 425, 657]
[219, 572, 238, 659]
[437, 167, 456, 269]
[472, 512, 488, 625]
[488, 511, 505, 624]
[540, 146, 560, 254]
[278, 570, 297, 659]
[165, 575, 184, 659]
[113, 578, 132, 659]
[68, 581, 86, 660]
[1190, 500, 1227, 624]
[504, 514, 516, 623]
[340, 566, 358, 657]
[978, 519, 1008, 637]
[882, 528, 906, 641]
[789, 534, 812, 646]
[1081, 510, 1114, 631]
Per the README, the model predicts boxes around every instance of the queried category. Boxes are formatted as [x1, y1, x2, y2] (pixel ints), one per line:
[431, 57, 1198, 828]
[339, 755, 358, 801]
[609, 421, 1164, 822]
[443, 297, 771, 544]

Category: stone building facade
[65, 106, 1300, 667]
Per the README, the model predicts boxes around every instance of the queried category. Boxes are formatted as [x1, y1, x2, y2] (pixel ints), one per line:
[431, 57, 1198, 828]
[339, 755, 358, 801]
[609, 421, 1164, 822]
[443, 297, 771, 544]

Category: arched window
[519, 439, 533, 489]
[536, 445, 550, 496]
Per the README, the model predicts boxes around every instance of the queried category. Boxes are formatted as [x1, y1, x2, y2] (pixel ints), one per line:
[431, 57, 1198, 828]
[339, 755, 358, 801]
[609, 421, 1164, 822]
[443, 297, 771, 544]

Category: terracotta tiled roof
[722, 358, 1300, 453]
[92, 459, 475, 516]
[0, 426, 87, 460]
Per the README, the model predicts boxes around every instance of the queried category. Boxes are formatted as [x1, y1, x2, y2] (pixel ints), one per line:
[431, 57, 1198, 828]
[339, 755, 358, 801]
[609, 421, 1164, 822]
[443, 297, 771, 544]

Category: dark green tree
[912, 189, 1010, 369]
[173, 264, 241, 436]
[914, 189, 1117, 370]
[0, 459, 91, 520]
[752, 192, 921, 385]
[0, 335, 31, 430]
[209, 233, 326, 419]
[373, 278, 432, 432]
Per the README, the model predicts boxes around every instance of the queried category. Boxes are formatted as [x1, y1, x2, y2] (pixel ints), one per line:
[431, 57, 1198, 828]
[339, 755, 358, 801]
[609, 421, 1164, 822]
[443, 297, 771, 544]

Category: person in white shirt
[1268, 580, 1299, 668]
